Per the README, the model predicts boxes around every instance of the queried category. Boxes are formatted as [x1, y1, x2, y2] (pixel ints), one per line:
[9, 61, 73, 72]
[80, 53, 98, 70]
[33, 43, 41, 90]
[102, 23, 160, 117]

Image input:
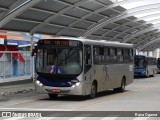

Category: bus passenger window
[109, 48, 117, 63]
[104, 47, 109, 63]
[93, 46, 101, 64]
[117, 48, 123, 63]
[101, 47, 105, 64]
[123, 48, 130, 63]
[129, 49, 134, 62]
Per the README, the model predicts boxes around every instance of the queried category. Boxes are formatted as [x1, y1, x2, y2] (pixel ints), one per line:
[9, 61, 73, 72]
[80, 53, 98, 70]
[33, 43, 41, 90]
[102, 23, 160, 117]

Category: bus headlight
[75, 82, 80, 86]
[72, 85, 76, 88]
[36, 80, 43, 86]
[72, 82, 81, 88]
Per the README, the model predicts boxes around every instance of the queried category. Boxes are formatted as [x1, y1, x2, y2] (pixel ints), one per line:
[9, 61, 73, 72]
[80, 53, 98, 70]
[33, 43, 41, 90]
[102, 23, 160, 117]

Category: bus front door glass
[84, 45, 92, 73]
[84, 45, 93, 95]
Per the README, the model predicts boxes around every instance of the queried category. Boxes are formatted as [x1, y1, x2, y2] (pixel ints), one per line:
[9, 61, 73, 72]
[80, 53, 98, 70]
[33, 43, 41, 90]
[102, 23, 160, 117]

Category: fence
[0, 51, 32, 83]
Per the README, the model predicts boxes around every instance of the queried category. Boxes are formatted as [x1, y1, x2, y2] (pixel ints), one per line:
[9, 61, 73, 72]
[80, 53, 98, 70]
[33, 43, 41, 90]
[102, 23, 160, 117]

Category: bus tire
[48, 94, 58, 99]
[114, 77, 125, 93]
[89, 82, 97, 99]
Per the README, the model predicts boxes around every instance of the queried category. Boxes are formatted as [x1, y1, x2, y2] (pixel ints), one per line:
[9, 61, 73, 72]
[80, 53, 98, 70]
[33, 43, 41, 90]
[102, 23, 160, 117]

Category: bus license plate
[52, 89, 61, 93]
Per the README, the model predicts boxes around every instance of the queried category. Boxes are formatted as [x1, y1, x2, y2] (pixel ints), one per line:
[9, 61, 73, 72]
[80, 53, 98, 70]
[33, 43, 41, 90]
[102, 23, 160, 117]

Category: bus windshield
[36, 47, 82, 75]
[134, 57, 146, 69]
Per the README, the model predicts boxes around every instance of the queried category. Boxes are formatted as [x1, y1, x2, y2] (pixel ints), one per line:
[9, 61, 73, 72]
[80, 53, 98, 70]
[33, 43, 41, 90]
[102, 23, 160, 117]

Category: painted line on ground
[100, 117, 118, 120]
[133, 117, 150, 120]
[0, 108, 74, 111]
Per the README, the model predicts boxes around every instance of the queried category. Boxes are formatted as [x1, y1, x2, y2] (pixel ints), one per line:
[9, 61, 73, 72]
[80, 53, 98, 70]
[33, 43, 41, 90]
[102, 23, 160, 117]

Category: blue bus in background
[134, 55, 157, 77]
[157, 58, 160, 73]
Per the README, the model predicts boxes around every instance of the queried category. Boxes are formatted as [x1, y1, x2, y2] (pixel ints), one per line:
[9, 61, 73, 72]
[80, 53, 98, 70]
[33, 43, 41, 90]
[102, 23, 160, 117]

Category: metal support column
[30, 34, 34, 82]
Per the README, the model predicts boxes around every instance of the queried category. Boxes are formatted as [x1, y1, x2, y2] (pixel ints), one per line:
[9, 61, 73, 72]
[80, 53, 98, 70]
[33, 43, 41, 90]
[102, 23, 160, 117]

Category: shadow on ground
[39, 90, 129, 102]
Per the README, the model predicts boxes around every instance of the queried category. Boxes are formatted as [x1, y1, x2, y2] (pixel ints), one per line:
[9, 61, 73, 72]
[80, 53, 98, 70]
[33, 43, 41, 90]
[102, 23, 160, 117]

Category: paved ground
[0, 75, 160, 120]
[0, 83, 34, 96]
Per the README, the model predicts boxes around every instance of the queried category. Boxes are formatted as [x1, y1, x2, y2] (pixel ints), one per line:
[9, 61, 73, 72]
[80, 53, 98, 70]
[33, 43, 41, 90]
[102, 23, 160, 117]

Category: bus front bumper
[35, 80, 83, 95]
[134, 69, 146, 77]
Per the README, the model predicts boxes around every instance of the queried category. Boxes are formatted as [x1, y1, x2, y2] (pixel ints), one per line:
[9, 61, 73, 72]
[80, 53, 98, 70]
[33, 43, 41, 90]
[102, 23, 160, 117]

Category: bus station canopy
[0, 0, 160, 51]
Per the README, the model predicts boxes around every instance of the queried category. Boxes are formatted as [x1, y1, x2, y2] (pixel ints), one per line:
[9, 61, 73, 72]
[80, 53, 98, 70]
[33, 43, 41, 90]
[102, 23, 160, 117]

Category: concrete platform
[0, 79, 34, 96]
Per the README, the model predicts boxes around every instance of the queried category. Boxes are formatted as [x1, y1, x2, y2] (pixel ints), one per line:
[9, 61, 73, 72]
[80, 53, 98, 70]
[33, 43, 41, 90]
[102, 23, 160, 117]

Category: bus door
[84, 45, 93, 95]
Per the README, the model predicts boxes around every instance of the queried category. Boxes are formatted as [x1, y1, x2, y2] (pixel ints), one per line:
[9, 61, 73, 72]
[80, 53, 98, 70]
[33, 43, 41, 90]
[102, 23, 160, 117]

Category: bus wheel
[48, 94, 58, 99]
[89, 82, 97, 99]
[114, 78, 125, 93]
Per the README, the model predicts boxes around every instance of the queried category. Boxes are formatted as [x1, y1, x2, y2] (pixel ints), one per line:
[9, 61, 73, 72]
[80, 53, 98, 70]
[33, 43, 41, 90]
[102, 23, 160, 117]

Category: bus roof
[39, 37, 133, 48]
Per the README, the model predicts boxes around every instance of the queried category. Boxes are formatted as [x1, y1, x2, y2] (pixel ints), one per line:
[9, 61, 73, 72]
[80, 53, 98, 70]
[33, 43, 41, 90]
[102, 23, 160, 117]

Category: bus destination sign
[39, 40, 80, 47]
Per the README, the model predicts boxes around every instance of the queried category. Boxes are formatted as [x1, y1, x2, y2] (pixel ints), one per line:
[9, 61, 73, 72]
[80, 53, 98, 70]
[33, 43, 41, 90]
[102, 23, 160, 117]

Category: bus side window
[123, 48, 130, 63]
[84, 45, 92, 73]
[145, 58, 148, 66]
[104, 47, 109, 63]
[109, 47, 116, 63]
[117, 48, 123, 63]
[101, 47, 104, 64]
[93, 46, 101, 65]
[129, 49, 134, 62]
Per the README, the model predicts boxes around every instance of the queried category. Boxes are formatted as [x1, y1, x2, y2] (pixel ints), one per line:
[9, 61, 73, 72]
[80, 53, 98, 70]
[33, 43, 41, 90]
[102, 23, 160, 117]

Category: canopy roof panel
[0, 0, 160, 51]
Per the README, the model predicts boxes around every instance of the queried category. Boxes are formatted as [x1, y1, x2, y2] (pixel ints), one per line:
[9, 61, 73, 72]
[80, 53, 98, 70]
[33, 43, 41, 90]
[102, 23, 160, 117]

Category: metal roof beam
[109, 14, 160, 41]
[81, 3, 160, 38]
[132, 32, 160, 45]
[30, 0, 91, 34]
[145, 42, 160, 51]
[151, 43, 160, 50]
[138, 37, 160, 51]
[56, 0, 125, 36]
[130, 30, 159, 44]
[122, 23, 160, 43]
[135, 34, 160, 48]
[104, 0, 160, 11]
[105, 13, 160, 41]
[0, 0, 42, 28]
[97, 18, 137, 40]
[106, 20, 149, 41]
[124, 17, 160, 43]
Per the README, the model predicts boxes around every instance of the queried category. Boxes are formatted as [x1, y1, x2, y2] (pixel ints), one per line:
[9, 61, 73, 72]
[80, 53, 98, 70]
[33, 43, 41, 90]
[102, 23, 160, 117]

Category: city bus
[134, 55, 157, 77]
[33, 37, 134, 99]
[157, 58, 160, 73]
